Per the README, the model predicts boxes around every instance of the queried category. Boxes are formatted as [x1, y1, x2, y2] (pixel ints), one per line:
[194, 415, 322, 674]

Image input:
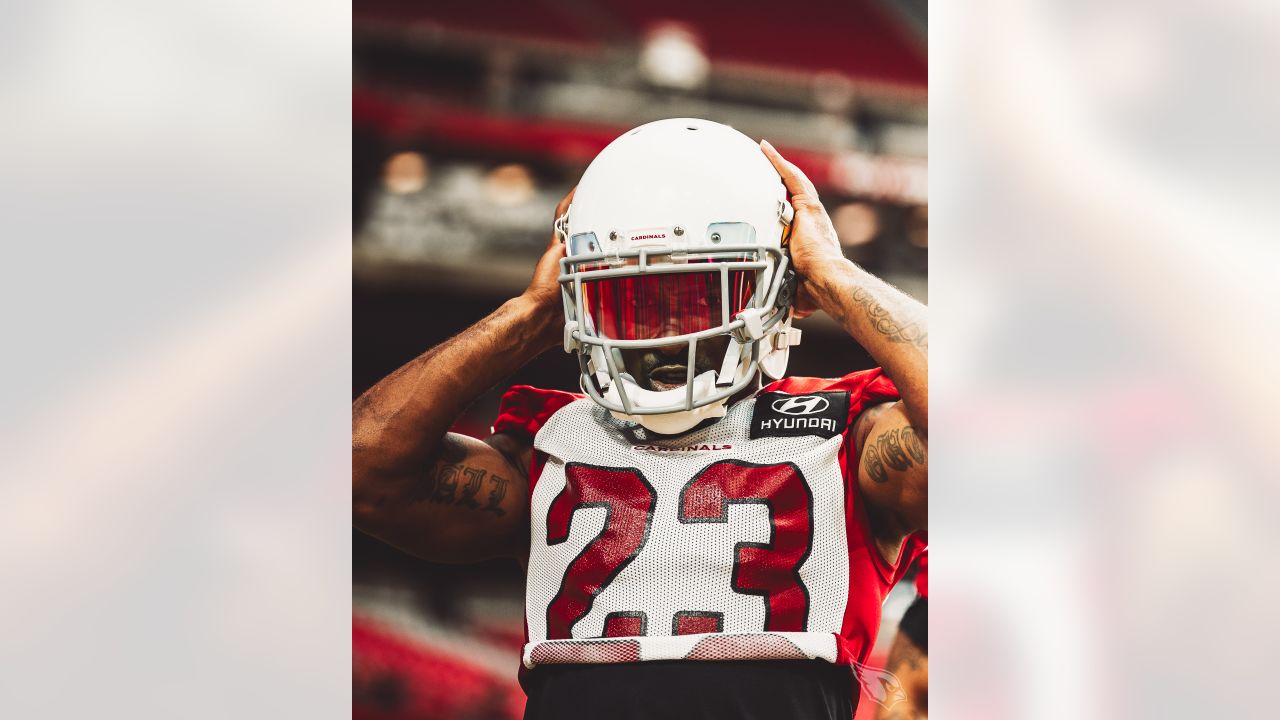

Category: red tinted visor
[581, 270, 757, 341]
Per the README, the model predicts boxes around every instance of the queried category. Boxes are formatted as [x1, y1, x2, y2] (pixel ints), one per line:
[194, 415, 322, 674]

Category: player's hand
[521, 186, 575, 312]
[759, 140, 848, 319]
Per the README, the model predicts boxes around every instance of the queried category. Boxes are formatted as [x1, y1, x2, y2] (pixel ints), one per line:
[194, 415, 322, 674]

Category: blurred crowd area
[353, 2, 927, 718]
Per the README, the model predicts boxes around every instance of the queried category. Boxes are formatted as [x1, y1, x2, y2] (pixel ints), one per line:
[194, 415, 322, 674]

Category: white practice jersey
[489, 369, 924, 670]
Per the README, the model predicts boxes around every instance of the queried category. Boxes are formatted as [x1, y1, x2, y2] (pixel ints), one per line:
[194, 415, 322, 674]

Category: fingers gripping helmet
[558, 118, 801, 435]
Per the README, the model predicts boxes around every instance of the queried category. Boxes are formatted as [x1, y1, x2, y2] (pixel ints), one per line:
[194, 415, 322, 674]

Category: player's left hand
[522, 186, 575, 312]
[760, 140, 849, 319]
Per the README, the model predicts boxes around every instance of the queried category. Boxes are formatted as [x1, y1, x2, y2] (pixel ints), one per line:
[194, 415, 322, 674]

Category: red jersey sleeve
[766, 369, 926, 584]
[490, 385, 583, 441]
[914, 552, 928, 598]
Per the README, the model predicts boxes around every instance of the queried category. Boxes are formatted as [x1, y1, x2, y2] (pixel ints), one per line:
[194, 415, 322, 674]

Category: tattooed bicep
[413, 433, 524, 519]
[355, 432, 529, 562]
[864, 425, 926, 483]
[860, 404, 927, 483]
[857, 402, 927, 528]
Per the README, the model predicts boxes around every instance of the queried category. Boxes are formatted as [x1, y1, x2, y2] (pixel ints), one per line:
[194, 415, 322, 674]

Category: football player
[353, 118, 928, 720]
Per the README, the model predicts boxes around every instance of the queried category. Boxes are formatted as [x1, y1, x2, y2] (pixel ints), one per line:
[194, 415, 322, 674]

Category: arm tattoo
[881, 430, 911, 471]
[482, 476, 509, 516]
[902, 427, 925, 464]
[413, 437, 466, 502]
[865, 427, 926, 483]
[415, 437, 508, 514]
[431, 464, 459, 503]
[458, 467, 485, 509]
[864, 444, 888, 484]
[852, 286, 928, 350]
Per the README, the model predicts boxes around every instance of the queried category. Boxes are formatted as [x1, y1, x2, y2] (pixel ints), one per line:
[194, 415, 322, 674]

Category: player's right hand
[759, 140, 848, 321]
[521, 186, 575, 313]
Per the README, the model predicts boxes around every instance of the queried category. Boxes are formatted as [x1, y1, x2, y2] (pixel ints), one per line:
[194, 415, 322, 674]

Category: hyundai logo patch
[751, 391, 850, 439]
[771, 395, 831, 416]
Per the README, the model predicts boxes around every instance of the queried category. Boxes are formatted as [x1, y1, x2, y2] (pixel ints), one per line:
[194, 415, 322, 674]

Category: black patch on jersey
[749, 391, 850, 439]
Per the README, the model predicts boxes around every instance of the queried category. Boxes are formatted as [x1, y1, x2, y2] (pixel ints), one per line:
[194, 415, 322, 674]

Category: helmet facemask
[560, 240, 797, 435]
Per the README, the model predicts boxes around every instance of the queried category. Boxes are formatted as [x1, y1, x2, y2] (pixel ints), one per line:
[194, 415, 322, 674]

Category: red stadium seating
[354, 615, 525, 720]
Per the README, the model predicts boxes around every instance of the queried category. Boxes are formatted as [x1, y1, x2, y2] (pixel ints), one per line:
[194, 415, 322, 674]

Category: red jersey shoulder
[762, 368, 900, 421]
[762, 367, 898, 399]
[895, 534, 928, 589]
[491, 385, 584, 440]
[914, 551, 928, 598]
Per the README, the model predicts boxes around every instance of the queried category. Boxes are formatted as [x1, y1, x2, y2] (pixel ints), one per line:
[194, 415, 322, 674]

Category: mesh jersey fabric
[494, 369, 926, 671]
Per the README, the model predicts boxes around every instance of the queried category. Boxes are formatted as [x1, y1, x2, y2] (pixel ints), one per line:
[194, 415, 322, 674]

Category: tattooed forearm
[852, 286, 928, 350]
[864, 426, 926, 483]
[806, 262, 927, 434]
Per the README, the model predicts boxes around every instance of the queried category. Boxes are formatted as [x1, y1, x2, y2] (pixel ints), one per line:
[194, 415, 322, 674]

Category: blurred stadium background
[353, 2, 927, 717]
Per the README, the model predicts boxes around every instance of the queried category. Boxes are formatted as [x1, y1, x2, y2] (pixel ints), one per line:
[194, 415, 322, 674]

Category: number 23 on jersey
[542, 460, 814, 639]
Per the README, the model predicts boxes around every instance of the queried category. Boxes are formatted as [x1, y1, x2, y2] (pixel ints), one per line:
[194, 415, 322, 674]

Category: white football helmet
[557, 118, 801, 435]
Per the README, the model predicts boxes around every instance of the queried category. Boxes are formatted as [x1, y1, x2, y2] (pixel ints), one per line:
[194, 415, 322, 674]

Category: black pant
[522, 659, 855, 720]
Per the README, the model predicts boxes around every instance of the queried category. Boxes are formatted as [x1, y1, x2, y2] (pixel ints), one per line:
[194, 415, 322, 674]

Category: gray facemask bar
[559, 245, 791, 416]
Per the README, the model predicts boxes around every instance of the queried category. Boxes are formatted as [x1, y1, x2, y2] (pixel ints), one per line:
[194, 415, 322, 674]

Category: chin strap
[603, 371, 728, 434]
[716, 339, 744, 386]
[773, 326, 802, 349]
[554, 205, 571, 244]
[759, 315, 801, 381]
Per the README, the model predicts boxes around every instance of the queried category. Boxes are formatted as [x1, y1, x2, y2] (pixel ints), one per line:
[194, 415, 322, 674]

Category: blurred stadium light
[353, 0, 927, 299]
